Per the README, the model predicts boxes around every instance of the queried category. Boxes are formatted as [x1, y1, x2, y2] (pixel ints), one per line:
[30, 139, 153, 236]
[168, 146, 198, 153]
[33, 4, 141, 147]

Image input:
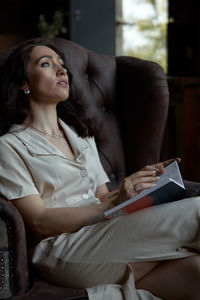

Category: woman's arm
[12, 185, 120, 238]
[12, 194, 113, 238]
[12, 182, 132, 238]
[12, 159, 180, 238]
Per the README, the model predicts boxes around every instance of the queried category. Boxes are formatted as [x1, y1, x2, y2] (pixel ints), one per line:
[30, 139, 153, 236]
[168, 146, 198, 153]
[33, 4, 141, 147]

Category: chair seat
[11, 280, 88, 300]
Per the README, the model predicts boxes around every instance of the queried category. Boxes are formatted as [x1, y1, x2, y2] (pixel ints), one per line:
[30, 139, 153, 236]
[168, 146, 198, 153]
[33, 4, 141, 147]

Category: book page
[164, 160, 184, 188]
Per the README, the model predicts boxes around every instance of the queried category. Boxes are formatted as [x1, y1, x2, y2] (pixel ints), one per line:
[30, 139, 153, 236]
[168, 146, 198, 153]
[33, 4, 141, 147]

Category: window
[116, 0, 168, 72]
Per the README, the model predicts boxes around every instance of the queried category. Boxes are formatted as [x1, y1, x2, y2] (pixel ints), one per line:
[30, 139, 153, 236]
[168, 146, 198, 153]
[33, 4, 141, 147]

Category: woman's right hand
[118, 167, 160, 204]
[100, 157, 181, 208]
[118, 158, 181, 205]
[99, 168, 160, 207]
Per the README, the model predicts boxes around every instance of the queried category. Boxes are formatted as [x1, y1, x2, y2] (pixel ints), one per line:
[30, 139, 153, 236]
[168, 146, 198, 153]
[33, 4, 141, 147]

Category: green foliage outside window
[38, 9, 68, 38]
[123, 0, 168, 72]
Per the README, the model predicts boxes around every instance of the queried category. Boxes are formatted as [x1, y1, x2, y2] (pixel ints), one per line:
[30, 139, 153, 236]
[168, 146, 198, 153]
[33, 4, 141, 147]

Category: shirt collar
[58, 118, 89, 159]
[9, 119, 89, 160]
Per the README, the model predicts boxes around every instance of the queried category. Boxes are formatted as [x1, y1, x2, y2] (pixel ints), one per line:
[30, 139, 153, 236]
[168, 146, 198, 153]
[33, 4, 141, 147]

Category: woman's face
[26, 45, 69, 104]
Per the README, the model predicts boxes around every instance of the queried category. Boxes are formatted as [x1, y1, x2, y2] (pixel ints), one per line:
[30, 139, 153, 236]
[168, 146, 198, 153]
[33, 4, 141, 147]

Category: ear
[20, 83, 30, 95]
[20, 84, 28, 91]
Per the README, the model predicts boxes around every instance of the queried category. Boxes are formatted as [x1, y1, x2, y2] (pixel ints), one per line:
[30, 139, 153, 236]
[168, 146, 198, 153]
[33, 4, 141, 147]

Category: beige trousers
[31, 197, 200, 299]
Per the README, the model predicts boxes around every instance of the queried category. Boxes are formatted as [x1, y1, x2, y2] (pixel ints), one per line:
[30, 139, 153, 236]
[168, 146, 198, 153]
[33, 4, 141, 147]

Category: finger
[154, 158, 182, 175]
[176, 157, 181, 164]
[146, 161, 171, 172]
[127, 170, 157, 181]
[153, 163, 165, 175]
[130, 176, 160, 194]
[140, 165, 163, 177]
[132, 182, 157, 194]
[151, 157, 181, 176]
[107, 190, 120, 199]
[160, 157, 181, 167]
[134, 176, 160, 185]
[161, 159, 175, 166]
[142, 164, 164, 173]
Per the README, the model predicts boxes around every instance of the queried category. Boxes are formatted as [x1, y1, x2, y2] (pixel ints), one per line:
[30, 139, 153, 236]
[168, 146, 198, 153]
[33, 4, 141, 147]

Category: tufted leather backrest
[52, 38, 125, 191]
[0, 37, 169, 191]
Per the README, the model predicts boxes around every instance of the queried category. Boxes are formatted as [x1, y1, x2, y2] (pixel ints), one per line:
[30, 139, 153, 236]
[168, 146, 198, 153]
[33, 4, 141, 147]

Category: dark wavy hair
[0, 38, 96, 137]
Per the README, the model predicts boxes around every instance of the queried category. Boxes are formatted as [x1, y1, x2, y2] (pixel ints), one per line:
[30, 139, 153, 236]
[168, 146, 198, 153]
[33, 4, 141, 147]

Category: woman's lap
[31, 197, 200, 288]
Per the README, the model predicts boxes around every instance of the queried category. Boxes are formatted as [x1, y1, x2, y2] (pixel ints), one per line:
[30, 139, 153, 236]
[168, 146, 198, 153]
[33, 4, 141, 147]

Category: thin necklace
[24, 122, 65, 139]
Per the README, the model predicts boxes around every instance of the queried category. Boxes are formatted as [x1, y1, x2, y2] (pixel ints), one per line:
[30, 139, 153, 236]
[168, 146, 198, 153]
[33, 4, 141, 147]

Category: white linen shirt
[0, 119, 109, 207]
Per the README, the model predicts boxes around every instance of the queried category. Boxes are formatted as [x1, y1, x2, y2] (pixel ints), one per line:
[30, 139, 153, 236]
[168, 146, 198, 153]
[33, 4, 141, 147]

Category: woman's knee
[184, 196, 200, 210]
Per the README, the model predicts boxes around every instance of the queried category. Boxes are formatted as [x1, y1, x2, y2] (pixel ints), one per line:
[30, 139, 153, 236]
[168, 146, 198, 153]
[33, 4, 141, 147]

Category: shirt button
[83, 194, 89, 200]
[80, 170, 87, 177]
[176, 247, 182, 251]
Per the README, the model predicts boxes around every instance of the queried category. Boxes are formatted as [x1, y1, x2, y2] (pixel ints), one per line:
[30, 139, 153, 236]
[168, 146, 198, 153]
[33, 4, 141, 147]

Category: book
[104, 160, 185, 219]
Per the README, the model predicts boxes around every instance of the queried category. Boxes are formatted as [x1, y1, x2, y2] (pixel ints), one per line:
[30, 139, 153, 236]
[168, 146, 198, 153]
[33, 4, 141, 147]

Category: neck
[24, 103, 61, 136]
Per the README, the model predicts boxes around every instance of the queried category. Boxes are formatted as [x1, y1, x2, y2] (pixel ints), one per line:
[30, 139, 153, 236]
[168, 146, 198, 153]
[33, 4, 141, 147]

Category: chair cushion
[11, 279, 88, 300]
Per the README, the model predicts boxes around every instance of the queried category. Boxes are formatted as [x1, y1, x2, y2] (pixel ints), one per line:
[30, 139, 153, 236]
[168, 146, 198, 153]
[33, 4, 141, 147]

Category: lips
[57, 79, 68, 86]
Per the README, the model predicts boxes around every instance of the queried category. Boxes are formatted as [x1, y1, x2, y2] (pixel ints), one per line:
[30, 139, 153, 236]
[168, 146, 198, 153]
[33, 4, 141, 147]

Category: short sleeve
[88, 137, 110, 186]
[0, 138, 39, 200]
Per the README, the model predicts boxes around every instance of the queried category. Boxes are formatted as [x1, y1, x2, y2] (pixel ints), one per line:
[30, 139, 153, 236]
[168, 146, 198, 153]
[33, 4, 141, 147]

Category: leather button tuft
[111, 173, 116, 179]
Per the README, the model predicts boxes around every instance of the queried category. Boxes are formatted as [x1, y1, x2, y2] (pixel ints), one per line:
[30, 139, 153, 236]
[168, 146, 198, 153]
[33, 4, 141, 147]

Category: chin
[58, 95, 69, 103]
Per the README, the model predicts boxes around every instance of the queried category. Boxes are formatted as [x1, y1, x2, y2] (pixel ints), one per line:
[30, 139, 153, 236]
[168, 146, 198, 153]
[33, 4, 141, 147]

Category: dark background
[1, 0, 200, 76]
[168, 0, 200, 76]
[0, 0, 115, 56]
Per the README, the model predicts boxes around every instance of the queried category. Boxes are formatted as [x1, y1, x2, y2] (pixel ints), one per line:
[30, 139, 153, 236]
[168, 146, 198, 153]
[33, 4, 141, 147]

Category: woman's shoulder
[0, 124, 26, 149]
[0, 131, 14, 144]
[0, 134, 17, 159]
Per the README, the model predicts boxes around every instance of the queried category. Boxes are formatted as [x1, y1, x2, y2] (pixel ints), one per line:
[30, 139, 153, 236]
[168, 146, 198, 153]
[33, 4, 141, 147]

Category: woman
[0, 38, 200, 300]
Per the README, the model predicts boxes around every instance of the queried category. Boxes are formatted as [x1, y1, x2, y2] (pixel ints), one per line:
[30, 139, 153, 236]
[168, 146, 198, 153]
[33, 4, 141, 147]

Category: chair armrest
[0, 197, 29, 298]
[174, 180, 200, 201]
[183, 180, 200, 197]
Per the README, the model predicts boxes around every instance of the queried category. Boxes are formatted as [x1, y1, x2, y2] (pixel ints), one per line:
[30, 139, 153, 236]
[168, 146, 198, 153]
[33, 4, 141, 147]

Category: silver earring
[24, 87, 30, 95]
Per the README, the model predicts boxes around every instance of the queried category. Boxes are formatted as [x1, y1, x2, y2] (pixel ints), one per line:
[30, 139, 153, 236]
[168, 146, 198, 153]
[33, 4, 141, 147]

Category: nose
[57, 65, 67, 76]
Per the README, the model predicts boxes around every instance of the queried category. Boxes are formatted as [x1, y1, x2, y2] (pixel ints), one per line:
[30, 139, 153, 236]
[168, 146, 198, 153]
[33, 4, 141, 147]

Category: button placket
[80, 168, 90, 201]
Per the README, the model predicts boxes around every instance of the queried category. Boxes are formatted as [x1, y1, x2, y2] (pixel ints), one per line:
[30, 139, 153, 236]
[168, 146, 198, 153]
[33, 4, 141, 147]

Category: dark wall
[168, 0, 200, 76]
[0, 0, 66, 36]
[0, 0, 115, 56]
[67, 0, 115, 55]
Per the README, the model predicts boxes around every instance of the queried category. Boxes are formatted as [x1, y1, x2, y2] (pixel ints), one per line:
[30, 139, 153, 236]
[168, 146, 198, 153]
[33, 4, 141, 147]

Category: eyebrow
[36, 55, 63, 64]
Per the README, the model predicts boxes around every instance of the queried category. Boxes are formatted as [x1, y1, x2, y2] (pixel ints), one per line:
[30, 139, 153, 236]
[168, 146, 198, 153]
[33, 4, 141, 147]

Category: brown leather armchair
[0, 38, 200, 300]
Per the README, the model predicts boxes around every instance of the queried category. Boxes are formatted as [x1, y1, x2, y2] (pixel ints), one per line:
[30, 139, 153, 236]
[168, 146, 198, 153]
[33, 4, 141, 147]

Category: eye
[60, 62, 66, 68]
[41, 62, 50, 67]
